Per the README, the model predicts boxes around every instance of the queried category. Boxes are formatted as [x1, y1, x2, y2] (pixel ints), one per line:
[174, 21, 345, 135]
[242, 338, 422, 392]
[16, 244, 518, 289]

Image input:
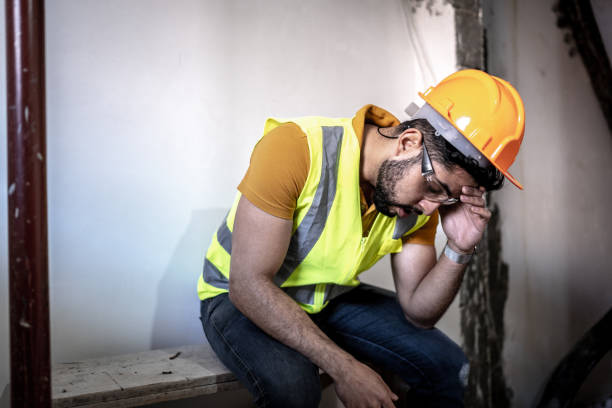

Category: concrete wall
[0, 1, 457, 406]
[486, 0, 612, 406]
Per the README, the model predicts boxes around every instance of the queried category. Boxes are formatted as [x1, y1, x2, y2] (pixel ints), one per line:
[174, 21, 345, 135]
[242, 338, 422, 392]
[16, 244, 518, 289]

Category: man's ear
[395, 128, 423, 157]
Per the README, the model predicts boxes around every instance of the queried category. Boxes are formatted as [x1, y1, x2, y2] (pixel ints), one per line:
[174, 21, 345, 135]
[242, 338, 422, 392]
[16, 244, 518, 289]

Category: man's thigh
[200, 294, 321, 408]
[318, 284, 469, 405]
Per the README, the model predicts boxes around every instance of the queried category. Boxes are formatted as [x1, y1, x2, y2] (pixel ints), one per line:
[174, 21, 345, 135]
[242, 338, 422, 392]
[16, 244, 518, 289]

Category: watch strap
[444, 242, 473, 264]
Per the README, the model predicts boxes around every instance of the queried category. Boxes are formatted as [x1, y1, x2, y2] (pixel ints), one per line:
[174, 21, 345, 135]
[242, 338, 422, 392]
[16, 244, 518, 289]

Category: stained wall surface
[486, 0, 612, 406]
[0, 1, 457, 407]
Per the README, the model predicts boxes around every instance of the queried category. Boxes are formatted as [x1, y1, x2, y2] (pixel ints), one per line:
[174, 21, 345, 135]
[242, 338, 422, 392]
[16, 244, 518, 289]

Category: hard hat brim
[499, 168, 523, 190]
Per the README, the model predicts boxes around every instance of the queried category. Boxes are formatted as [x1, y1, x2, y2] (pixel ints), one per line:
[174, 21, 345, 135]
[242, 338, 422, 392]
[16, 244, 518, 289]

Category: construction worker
[197, 69, 525, 407]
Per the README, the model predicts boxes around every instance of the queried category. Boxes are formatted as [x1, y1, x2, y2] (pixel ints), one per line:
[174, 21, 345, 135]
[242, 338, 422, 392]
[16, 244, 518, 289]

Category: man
[197, 69, 525, 407]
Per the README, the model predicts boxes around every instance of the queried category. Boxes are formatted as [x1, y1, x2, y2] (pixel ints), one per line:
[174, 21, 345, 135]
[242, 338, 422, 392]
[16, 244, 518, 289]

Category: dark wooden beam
[554, 0, 612, 132]
[536, 308, 612, 408]
[5, 0, 51, 407]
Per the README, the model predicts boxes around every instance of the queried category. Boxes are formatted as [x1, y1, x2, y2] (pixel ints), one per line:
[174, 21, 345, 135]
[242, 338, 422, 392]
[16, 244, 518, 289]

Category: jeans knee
[402, 338, 468, 403]
[432, 344, 469, 403]
[439, 343, 469, 388]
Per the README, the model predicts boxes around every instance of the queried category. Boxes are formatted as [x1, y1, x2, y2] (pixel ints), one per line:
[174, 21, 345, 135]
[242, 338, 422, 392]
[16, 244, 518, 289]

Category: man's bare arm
[392, 186, 490, 329]
[229, 196, 398, 408]
[391, 243, 467, 329]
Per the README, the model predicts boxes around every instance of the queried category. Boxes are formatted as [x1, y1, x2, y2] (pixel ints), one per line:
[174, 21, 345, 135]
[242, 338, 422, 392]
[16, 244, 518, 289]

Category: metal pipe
[6, 0, 51, 406]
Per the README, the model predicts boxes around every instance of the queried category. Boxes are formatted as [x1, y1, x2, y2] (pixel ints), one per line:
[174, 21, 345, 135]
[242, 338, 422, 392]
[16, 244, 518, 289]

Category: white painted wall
[486, 0, 612, 406]
[0, 1, 458, 406]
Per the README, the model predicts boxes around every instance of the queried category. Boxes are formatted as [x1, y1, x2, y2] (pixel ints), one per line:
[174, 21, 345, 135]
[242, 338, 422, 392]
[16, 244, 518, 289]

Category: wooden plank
[52, 371, 122, 406]
[54, 380, 243, 408]
[52, 345, 241, 408]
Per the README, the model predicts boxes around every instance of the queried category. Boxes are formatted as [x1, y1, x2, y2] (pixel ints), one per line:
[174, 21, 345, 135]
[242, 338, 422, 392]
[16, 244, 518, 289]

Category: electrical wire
[400, 0, 438, 86]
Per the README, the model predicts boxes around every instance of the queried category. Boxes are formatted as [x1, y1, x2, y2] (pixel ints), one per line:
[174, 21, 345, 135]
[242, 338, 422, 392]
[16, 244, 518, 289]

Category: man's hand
[333, 359, 398, 408]
[439, 186, 491, 253]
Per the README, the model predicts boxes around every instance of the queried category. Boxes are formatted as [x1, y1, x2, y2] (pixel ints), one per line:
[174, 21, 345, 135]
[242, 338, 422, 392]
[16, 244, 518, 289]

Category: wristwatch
[443, 242, 474, 264]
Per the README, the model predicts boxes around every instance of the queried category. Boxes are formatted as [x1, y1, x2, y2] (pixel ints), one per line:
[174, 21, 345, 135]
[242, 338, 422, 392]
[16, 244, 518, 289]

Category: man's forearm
[228, 277, 355, 379]
[394, 250, 468, 329]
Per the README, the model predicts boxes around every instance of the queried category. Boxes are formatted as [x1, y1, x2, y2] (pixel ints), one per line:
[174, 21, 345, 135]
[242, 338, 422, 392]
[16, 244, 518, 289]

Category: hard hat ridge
[411, 102, 491, 169]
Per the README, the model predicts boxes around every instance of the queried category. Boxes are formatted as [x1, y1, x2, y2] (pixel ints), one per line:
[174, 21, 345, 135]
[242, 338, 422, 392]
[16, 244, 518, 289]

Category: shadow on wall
[150, 208, 227, 350]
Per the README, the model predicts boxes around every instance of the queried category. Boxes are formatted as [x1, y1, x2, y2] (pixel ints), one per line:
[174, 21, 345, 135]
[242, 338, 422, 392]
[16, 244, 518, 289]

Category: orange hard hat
[415, 69, 525, 189]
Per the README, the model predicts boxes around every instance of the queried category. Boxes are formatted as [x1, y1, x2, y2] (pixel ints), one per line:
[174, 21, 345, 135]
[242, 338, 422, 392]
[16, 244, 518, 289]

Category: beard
[373, 157, 422, 217]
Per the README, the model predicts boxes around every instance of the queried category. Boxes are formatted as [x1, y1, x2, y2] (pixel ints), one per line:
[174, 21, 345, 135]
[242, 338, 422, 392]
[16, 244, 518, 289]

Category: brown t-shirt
[238, 105, 438, 245]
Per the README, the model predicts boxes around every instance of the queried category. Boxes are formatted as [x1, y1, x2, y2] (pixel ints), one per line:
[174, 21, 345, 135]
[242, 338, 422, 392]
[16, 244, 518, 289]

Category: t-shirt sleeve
[237, 122, 310, 220]
[402, 210, 439, 246]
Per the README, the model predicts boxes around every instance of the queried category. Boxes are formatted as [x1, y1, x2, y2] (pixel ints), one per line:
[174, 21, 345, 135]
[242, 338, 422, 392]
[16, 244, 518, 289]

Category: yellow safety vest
[198, 115, 431, 313]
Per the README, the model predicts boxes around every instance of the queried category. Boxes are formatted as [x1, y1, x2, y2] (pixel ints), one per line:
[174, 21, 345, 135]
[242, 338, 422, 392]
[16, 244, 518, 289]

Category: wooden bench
[51, 344, 244, 408]
[52, 344, 335, 408]
[51, 344, 409, 408]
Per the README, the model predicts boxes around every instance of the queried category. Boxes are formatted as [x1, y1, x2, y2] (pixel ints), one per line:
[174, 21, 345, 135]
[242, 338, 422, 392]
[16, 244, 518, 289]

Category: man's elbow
[228, 274, 266, 309]
[228, 276, 245, 307]
[403, 311, 437, 330]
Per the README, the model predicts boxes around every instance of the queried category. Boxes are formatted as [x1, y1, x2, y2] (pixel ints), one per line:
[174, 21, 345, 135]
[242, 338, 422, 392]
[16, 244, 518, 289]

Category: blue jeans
[200, 284, 468, 407]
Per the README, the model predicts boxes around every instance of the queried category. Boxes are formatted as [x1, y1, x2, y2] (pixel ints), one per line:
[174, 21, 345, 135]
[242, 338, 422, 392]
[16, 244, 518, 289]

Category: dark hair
[394, 119, 505, 191]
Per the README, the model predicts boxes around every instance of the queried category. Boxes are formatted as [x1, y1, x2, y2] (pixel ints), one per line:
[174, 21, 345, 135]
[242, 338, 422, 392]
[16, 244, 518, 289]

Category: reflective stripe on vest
[274, 126, 343, 286]
[204, 252, 356, 306]
[393, 214, 418, 239]
[217, 215, 232, 255]
[203, 258, 229, 290]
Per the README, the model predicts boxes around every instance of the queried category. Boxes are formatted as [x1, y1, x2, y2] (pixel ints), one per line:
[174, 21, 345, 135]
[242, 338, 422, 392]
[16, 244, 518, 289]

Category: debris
[169, 351, 181, 360]
[162, 371, 173, 375]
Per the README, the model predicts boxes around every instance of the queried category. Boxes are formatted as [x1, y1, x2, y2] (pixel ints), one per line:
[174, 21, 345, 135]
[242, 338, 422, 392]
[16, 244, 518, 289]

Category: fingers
[384, 385, 399, 407]
[377, 375, 398, 408]
[382, 396, 398, 408]
[380, 393, 398, 408]
[470, 204, 491, 220]
[460, 194, 485, 206]
[459, 185, 491, 220]
[462, 185, 483, 195]
[336, 362, 399, 408]
[460, 186, 486, 207]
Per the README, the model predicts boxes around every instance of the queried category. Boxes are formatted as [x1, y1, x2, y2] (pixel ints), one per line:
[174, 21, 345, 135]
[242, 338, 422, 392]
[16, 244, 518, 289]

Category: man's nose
[419, 200, 441, 216]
